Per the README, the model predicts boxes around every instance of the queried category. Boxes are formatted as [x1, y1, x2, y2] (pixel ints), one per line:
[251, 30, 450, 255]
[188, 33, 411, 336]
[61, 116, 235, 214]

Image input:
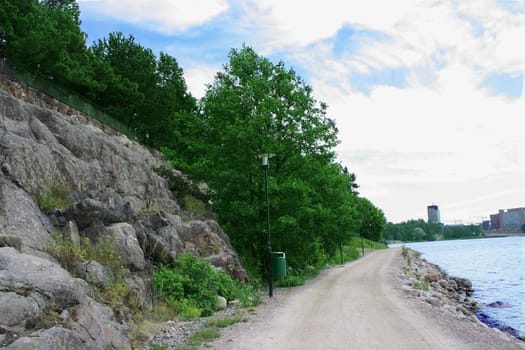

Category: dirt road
[206, 248, 518, 350]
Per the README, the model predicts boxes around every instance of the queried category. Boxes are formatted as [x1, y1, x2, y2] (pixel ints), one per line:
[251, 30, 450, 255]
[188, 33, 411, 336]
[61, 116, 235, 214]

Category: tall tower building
[427, 204, 441, 224]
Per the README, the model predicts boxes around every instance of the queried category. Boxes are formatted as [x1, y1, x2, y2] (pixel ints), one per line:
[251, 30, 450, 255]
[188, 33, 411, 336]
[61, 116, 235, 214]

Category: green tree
[90, 33, 197, 147]
[356, 197, 386, 242]
[172, 46, 359, 273]
[0, 0, 106, 95]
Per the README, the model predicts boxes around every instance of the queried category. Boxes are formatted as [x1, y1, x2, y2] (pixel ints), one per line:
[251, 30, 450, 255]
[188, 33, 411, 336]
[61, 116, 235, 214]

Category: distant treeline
[0, 0, 386, 280]
[384, 219, 483, 242]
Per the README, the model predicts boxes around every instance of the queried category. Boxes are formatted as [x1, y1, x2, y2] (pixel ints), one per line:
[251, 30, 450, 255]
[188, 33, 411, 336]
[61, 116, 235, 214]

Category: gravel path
[199, 248, 524, 350]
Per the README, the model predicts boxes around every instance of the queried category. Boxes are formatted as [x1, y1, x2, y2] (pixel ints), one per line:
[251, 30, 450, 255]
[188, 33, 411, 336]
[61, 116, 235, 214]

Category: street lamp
[360, 230, 364, 257]
[258, 153, 275, 297]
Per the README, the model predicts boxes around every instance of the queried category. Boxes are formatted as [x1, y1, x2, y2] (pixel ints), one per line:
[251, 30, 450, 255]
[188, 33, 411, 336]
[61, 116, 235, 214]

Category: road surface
[206, 248, 521, 350]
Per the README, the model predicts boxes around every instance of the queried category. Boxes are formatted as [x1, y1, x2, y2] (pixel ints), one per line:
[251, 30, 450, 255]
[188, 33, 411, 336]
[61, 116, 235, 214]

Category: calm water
[392, 237, 525, 337]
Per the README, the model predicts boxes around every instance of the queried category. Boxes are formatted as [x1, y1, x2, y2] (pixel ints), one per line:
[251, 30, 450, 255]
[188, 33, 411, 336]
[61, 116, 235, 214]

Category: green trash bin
[271, 251, 287, 280]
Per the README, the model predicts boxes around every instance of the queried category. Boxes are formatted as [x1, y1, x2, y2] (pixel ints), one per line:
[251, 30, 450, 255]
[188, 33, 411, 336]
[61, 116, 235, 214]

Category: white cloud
[79, 0, 525, 223]
[79, 0, 228, 33]
[184, 64, 219, 99]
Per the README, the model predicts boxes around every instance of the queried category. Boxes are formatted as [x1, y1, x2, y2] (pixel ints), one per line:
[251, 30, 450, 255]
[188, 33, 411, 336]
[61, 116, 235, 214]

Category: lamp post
[259, 153, 275, 297]
[360, 230, 364, 257]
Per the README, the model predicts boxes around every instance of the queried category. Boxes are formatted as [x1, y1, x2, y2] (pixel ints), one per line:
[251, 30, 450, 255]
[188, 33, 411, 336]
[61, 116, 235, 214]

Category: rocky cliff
[0, 74, 246, 349]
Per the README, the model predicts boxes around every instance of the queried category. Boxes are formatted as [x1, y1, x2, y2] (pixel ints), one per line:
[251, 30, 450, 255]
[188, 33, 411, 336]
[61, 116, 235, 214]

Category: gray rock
[70, 296, 128, 349]
[0, 179, 54, 252]
[425, 273, 441, 282]
[106, 222, 145, 271]
[0, 247, 79, 307]
[425, 297, 441, 308]
[63, 221, 80, 249]
[216, 296, 227, 310]
[74, 260, 113, 287]
[0, 292, 45, 328]
[0, 83, 249, 348]
[447, 279, 458, 291]
[3, 326, 95, 350]
[0, 234, 22, 250]
[438, 279, 448, 288]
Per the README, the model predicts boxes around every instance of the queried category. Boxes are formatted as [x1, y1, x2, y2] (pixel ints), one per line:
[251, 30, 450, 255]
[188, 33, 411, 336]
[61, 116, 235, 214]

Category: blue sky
[78, 0, 525, 224]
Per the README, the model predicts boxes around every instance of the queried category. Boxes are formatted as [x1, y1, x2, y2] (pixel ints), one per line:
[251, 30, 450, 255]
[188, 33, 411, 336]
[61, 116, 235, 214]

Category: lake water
[391, 237, 524, 337]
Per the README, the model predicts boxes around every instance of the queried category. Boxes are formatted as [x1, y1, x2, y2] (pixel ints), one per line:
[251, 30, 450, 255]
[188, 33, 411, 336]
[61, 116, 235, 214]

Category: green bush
[152, 254, 257, 317]
[166, 297, 201, 320]
[278, 273, 306, 287]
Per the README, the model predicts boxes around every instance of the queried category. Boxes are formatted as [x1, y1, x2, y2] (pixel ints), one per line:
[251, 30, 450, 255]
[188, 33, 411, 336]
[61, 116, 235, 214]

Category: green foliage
[152, 254, 257, 318]
[278, 273, 306, 287]
[356, 198, 387, 242]
[166, 297, 201, 320]
[45, 234, 134, 320]
[152, 165, 211, 211]
[45, 233, 84, 271]
[401, 246, 412, 265]
[90, 32, 197, 148]
[46, 233, 126, 276]
[150, 344, 168, 350]
[164, 45, 373, 279]
[1, 0, 388, 298]
[83, 236, 125, 274]
[385, 220, 482, 242]
[37, 183, 71, 214]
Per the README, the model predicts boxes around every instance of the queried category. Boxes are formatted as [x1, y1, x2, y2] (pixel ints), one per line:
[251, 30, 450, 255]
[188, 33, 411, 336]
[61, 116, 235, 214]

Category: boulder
[0, 291, 45, 328]
[0, 178, 54, 252]
[3, 326, 93, 350]
[216, 296, 227, 310]
[0, 234, 22, 251]
[74, 260, 113, 287]
[425, 297, 441, 308]
[0, 247, 79, 307]
[105, 222, 145, 271]
[69, 297, 128, 349]
[425, 273, 441, 282]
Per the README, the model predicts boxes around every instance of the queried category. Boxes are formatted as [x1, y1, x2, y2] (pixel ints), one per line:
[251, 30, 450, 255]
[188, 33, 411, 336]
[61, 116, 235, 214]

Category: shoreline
[399, 247, 524, 344]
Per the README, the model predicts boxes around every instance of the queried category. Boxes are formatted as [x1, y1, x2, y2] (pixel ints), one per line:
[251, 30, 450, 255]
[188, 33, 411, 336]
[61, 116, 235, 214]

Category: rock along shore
[398, 247, 524, 344]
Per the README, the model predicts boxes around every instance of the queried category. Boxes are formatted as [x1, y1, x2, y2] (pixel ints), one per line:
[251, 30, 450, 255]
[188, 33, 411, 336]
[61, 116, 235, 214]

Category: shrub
[278, 273, 306, 287]
[166, 297, 201, 320]
[152, 254, 258, 317]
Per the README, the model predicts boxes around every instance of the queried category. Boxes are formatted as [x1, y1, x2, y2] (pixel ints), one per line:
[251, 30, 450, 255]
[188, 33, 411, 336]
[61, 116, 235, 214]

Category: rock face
[0, 75, 247, 348]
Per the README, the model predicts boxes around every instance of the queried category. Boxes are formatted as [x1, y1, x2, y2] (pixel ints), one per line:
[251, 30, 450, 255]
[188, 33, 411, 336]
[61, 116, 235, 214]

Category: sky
[77, 0, 525, 224]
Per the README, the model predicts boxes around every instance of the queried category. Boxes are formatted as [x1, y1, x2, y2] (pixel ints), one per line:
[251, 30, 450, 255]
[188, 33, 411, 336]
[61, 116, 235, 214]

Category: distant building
[427, 204, 441, 224]
[489, 208, 525, 230]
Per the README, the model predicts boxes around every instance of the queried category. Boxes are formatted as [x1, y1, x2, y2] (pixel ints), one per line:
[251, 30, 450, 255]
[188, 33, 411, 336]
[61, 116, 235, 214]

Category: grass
[129, 303, 177, 348]
[277, 237, 387, 289]
[36, 182, 70, 213]
[176, 328, 221, 350]
[204, 316, 246, 328]
[329, 237, 387, 266]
